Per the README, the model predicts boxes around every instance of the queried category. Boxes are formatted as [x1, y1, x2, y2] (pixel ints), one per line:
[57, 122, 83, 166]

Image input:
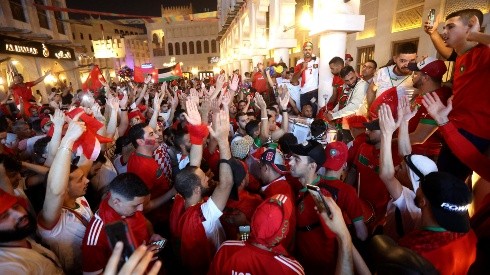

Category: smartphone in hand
[105, 221, 137, 270]
[428, 9, 436, 28]
[307, 184, 332, 217]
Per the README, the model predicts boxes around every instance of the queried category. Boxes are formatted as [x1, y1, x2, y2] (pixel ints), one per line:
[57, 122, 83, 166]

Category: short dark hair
[339, 65, 356, 78]
[329, 56, 344, 66]
[109, 173, 149, 201]
[310, 119, 327, 138]
[114, 136, 130, 155]
[128, 123, 148, 148]
[366, 59, 378, 69]
[1, 154, 21, 173]
[175, 166, 201, 199]
[446, 9, 483, 26]
[245, 120, 260, 136]
[238, 100, 247, 105]
[33, 136, 51, 163]
[94, 154, 107, 164]
[236, 111, 248, 120]
[396, 42, 417, 55]
[0, 116, 8, 132]
[278, 133, 298, 154]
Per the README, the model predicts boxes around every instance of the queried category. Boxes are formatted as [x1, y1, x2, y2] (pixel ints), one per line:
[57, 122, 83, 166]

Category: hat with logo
[250, 194, 293, 253]
[363, 119, 380, 131]
[324, 142, 348, 171]
[408, 57, 447, 79]
[289, 140, 326, 167]
[303, 41, 313, 49]
[257, 147, 288, 175]
[346, 115, 368, 129]
[345, 54, 353, 61]
[231, 136, 254, 159]
[420, 172, 472, 233]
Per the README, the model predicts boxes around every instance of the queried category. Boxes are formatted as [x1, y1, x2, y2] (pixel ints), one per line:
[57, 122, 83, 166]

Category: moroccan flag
[134, 66, 158, 83]
[158, 63, 183, 82]
[82, 65, 106, 92]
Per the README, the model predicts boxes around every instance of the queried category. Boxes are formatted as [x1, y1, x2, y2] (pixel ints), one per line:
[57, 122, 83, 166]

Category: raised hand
[215, 73, 226, 92]
[189, 88, 199, 105]
[222, 90, 231, 106]
[229, 74, 239, 92]
[144, 75, 152, 85]
[208, 109, 230, 141]
[422, 92, 452, 125]
[91, 104, 104, 120]
[64, 112, 86, 142]
[254, 93, 267, 110]
[379, 103, 399, 136]
[317, 196, 350, 239]
[183, 99, 202, 125]
[210, 97, 221, 114]
[278, 85, 290, 111]
[160, 81, 168, 94]
[103, 242, 161, 275]
[397, 95, 417, 123]
[108, 97, 119, 111]
[50, 109, 66, 128]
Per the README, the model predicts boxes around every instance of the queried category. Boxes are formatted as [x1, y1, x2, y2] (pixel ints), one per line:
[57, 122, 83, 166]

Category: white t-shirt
[113, 155, 128, 174]
[201, 197, 225, 250]
[0, 238, 64, 274]
[384, 186, 421, 241]
[37, 197, 93, 274]
[373, 65, 414, 99]
[296, 57, 320, 94]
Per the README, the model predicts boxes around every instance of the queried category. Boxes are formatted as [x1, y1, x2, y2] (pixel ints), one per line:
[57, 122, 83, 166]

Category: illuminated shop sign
[208, 56, 220, 64]
[0, 35, 75, 61]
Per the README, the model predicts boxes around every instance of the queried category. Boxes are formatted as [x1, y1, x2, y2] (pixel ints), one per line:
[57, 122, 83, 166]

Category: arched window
[175, 42, 180, 55]
[211, 40, 217, 53]
[204, 40, 210, 53]
[182, 42, 187, 55]
[168, 43, 174, 55]
[189, 41, 195, 54]
[196, 41, 202, 54]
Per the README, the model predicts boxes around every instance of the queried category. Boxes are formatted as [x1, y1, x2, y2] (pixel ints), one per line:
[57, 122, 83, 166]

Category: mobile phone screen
[307, 184, 332, 216]
[105, 221, 137, 269]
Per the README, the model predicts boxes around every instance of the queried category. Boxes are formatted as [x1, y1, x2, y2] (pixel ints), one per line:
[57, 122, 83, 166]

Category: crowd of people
[0, 8, 489, 275]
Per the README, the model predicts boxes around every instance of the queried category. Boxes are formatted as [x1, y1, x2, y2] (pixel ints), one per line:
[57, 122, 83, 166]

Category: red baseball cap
[345, 54, 353, 61]
[250, 194, 292, 250]
[408, 57, 447, 79]
[40, 117, 52, 128]
[0, 190, 18, 215]
[346, 115, 367, 128]
[323, 142, 348, 170]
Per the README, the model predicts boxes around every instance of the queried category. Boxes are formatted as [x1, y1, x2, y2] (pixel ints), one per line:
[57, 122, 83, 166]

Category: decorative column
[268, 0, 296, 67]
[310, 0, 364, 108]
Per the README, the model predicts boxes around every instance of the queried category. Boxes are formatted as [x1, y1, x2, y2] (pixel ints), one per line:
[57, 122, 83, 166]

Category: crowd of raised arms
[0, 8, 489, 275]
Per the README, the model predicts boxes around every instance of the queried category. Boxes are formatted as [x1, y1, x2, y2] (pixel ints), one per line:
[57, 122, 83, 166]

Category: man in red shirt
[9, 71, 51, 106]
[255, 147, 296, 251]
[405, 57, 451, 159]
[326, 57, 345, 111]
[437, 9, 490, 180]
[82, 173, 164, 274]
[209, 194, 304, 275]
[127, 123, 175, 234]
[172, 101, 234, 274]
[252, 62, 272, 103]
[398, 172, 477, 275]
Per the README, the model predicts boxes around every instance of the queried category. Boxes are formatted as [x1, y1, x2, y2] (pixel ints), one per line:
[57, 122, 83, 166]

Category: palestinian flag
[158, 63, 183, 82]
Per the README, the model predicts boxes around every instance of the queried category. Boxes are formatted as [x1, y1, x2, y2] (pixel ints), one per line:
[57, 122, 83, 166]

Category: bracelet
[261, 117, 268, 120]
[58, 146, 72, 153]
[120, 108, 128, 111]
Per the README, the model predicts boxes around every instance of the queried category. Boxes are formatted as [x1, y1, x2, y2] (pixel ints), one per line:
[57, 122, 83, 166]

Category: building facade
[146, 5, 220, 79]
[70, 19, 149, 83]
[0, 0, 77, 94]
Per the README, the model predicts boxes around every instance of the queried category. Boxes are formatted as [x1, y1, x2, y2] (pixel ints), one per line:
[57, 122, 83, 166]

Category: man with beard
[173, 100, 233, 274]
[293, 41, 320, 114]
[366, 42, 417, 108]
[128, 123, 175, 234]
[0, 190, 63, 274]
[404, 57, 451, 159]
[232, 112, 250, 142]
[37, 116, 93, 274]
[325, 57, 345, 111]
[325, 66, 369, 142]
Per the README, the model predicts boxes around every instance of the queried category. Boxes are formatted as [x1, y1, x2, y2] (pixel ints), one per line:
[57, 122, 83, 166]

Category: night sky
[65, 0, 217, 19]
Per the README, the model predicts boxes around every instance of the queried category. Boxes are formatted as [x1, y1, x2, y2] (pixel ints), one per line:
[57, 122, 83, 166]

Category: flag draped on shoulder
[82, 65, 106, 92]
[158, 63, 183, 82]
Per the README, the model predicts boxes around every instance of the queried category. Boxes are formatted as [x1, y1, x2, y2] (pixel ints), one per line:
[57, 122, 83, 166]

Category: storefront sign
[208, 56, 220, 64]
[0, 35, 75, 61]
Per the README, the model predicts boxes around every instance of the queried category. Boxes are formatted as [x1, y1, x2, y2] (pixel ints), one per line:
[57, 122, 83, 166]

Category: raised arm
[208, 109, 233, 211]
[184, 99, 207, 168]
[32, 70, 51, 86]
[378, 104, 403, 200]
[271, 86, 290, 141]
[44, 109, 66, 167]
[255, 93, 269, 142]
[397, 95, 417, 156]
[365, 81, 377, 108]
[423, 14, 454, 60]
[149, 90, 165, 130]
[39, 113, 86, 229]
[117, 91, 129, 137]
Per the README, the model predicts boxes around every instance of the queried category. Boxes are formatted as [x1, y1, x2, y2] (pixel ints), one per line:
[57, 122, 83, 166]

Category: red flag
[82, 65, 106, 92]
[134, 66, 158, 83]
